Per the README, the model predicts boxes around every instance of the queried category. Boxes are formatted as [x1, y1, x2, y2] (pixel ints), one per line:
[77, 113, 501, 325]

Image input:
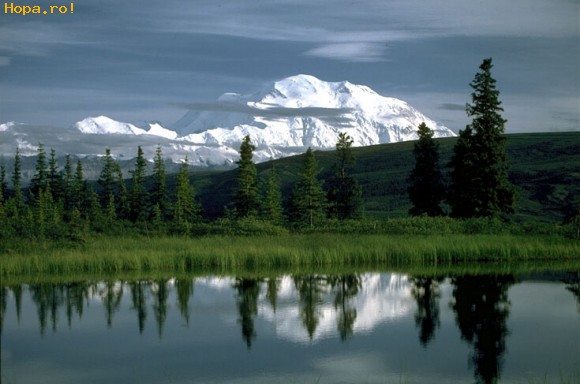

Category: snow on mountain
[75, 116, 148, 135]
[172, 74, 455, 151]
[1, 74, 455, 168]
[147, 123, 178, 140]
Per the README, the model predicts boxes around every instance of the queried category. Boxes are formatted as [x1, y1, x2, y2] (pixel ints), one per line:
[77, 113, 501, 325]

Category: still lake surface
[1, 271, 579, 384]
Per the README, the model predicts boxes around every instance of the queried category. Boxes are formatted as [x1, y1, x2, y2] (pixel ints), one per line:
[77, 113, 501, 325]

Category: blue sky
[1, 0, 578, 133]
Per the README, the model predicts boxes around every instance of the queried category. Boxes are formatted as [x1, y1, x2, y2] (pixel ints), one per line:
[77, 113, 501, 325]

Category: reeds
[1, 233, 579, 279]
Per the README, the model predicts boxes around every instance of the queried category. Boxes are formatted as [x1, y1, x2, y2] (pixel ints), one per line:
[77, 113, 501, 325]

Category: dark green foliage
[0, 165, 6, 204]
[234, 135, 259, 218]
[11, 148, 23, 205]
[151, 146, 170, 220]
[326, 133, 362, 220]
[408, 123, 445, 216]
[30, 143, 48, 197]
[73, 160, 87, 214]
[262, 166, 284, 224]
[62, 155, 74, 219]
[115, 165, 129, 220]
[173, 158, 200, 234]
[129, 146, 148, 222]
[288, 148, 326, 228]
[449, 58, 516, 218]
[98, 148, 118, 208]
[48, 148, 63, 202]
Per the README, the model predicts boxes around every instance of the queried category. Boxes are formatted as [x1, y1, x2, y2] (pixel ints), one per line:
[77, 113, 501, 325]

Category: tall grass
[1, 233, 579, 279]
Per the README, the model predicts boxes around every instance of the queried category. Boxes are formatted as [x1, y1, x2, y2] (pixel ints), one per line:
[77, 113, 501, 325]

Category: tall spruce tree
[11, 147, 24, 206]
[62, 154, 74, 217]
[48, 148, 63, 202]
[262, 166, 284, 224]
[288, 148, 326, 228]
[0, 165, 6, 205]
[115, 164, 129, 220]
[151, 145, 170, 220]
[173, 157, 199, 233]
[234, 135, 259, 218]
[449, 58, 515, 218]
[98, 148, 118, 208]
[129, 146, 148, 222]
[408, 123, 445, 216]
[73, 159, 86, 212]
[30, 143, 48, 197]
[326, 133, 362, 220]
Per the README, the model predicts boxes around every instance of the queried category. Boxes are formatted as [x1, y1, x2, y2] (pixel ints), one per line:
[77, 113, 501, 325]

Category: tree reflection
[563, 273, 580, 314]
[411, 276, 442, 347]
[233, 278, 262, 349]
[29, 283, 65, 335]
[129, 281, 148, 334]
[152, 279, 169, 338]
[294, 275, 326, 340]
[328, 274, 361, 341]
[64, 282, 89, 327]
[451, 275, 515, 384]
[175, 278, 194, 324]
[266, 277, 280, 313]
[100, 281, 123, 328]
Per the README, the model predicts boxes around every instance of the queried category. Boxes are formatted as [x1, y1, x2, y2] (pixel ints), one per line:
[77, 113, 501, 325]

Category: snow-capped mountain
[75, 116, 178, 140]
[172, 74, 454, 149]
[0, 74, 455, 169]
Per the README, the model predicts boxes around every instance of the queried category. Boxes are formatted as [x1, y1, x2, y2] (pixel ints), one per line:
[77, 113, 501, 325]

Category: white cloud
[304, 42, 389, 62]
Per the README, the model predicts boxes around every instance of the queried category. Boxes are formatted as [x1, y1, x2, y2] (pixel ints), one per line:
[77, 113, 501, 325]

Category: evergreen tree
[449, 58, 515, 218]
[0, 165, 5, 227]
[234, 135, 259, 218]
[408, 123, 445, 216]
[30, 143, 48, 197]
[151, 145, 170, 220]
[288, 148, 326, 228]
[0, 165, 6, 205]
[11, 148, 24, 206]
[129, 146, 148, 222]
[62, 155, 74, 218]
[73, 159, 87, 212]
[98, 149, 118, 208]
[262, 166, 284, 224]
[47, 148, 63, 202]
[115, 165, 129, 220]
[448, 127, 478, 217]
[326, 133, 362, 220]
[173, 158, 199, 234]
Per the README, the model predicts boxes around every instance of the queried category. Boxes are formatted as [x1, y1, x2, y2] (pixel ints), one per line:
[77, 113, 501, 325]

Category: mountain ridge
[1, 74, 455, 167]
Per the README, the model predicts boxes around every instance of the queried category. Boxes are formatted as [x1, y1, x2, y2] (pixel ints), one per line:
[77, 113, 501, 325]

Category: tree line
[4, 58, 573, 241]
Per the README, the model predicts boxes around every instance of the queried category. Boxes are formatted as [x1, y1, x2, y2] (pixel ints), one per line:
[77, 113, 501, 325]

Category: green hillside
[191, 131, 580, 223]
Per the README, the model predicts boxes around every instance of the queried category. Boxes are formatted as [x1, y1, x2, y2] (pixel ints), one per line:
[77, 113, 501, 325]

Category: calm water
[1, 272, 579, 384]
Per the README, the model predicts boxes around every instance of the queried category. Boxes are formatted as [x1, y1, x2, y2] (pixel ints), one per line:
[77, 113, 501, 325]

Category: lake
[1, 271, 579, 384]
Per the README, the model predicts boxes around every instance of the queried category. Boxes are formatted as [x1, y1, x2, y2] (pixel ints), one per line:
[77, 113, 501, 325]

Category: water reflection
[451, 275, 515, 384]
[1, 272, 579, 384]
[233, 277, 262, 348]
[410, 276, 442, 347]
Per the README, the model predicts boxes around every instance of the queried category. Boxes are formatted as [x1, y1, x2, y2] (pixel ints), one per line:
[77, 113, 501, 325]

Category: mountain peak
[3, 75, 455, 169]
[172, 74, 455, 150]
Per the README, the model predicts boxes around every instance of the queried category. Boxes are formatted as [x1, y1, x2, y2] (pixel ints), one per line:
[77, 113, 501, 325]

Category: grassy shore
[1, 233, 579, 279]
